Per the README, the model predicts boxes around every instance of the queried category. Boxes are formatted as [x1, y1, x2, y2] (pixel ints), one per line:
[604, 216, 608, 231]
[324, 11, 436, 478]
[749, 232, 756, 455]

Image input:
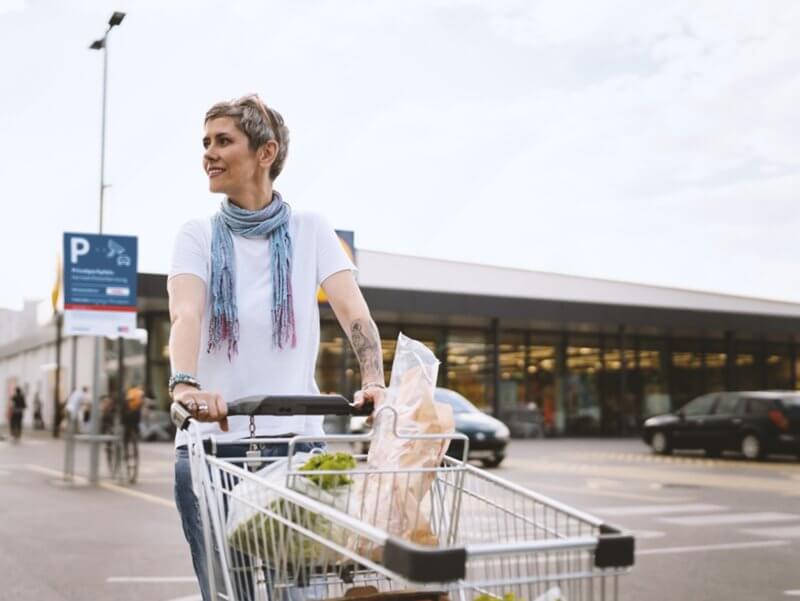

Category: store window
[565, 335, 602, 435]
[703, 339, 727, 393]
[446, 329, 493, 411]
[527, 334, 559, 434]
[317, 321, 345, 395]
[736, 340, 762, 391]
[498, 331, 526, 415]
[147, 314, 171, 408]
[600, 335, 639, 434]
[795, 345, 800, 391]
[670, 340, 704, 409]
[638, 338, 670, 416]
[766, 343, 792, 390]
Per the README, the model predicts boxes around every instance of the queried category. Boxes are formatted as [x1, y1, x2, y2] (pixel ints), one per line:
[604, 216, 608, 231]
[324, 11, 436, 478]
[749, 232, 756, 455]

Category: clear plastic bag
[348, 333, 455, 556]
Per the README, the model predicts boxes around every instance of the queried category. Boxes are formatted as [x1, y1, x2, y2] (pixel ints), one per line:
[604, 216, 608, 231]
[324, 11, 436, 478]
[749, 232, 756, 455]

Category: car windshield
[434, 389, 477, 414]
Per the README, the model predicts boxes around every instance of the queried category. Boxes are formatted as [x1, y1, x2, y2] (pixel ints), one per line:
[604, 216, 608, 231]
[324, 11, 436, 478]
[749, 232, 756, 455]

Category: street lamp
[89, 11, 125, 235]
[85, 11, 125, 485]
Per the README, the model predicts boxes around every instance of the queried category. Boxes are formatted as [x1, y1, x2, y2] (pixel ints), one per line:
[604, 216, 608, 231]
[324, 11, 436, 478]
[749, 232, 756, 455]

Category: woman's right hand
[173, 385, 229, 432]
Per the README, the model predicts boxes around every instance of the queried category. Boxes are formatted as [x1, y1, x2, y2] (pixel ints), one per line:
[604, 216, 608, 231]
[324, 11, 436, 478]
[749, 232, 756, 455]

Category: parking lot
[1, 433, 798, 600]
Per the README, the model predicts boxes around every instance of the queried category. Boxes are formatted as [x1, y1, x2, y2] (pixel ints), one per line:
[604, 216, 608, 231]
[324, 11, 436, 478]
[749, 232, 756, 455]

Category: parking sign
[63, 232, 138, 337]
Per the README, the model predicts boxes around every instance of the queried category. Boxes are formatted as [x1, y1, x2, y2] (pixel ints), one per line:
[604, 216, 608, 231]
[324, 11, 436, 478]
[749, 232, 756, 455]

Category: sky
[1, 0, 799, 312]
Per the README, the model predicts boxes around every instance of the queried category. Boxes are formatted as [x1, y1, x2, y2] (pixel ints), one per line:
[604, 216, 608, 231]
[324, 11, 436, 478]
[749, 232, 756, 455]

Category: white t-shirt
[65, 389, 87, 419]
[168, 209, 355, 447]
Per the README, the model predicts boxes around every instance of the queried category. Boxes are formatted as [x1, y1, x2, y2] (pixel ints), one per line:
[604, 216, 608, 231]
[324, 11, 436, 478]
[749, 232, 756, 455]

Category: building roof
[357, 250, 800, 319]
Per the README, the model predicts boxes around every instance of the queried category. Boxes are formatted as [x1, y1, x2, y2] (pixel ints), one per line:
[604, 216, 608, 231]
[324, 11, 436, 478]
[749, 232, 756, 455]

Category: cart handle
[170, 394, 372, 431]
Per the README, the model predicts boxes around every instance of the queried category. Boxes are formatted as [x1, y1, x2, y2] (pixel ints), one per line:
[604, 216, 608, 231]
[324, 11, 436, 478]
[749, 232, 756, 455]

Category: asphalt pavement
[1, 431, 798, 601]
[497, 439, 800, 601]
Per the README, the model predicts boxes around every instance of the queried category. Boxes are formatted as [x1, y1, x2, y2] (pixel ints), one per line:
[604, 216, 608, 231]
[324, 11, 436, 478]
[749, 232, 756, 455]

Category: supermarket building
[3, 249, 800, 436]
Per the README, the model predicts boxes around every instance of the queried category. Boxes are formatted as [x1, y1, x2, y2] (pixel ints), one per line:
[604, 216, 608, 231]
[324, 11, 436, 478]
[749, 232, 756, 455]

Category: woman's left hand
[353, 385, 386, 418]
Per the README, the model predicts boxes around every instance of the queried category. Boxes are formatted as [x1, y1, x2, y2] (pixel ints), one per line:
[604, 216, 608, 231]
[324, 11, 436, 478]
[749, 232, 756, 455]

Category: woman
[168, 94, 385, 601]
[9, 386, 26, 441]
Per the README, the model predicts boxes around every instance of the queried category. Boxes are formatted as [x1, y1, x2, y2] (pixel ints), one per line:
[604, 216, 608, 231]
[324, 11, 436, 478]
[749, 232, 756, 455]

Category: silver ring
[186, 399, 197, 412]
[197, 402, 209, 413]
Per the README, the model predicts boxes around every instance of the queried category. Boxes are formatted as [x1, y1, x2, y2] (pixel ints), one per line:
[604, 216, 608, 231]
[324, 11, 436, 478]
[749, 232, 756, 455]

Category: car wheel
[741, 434, 764, 461]
[481, 455, 505, 468]
[650, 431, 672, 455]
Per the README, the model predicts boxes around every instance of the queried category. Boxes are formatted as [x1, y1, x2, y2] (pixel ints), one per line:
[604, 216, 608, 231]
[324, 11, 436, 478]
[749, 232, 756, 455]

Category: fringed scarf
[208, 192, 296, 359]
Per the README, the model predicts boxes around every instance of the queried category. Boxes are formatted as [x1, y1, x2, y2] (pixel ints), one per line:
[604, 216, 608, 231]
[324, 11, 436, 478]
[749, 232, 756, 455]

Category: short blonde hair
[205, 94, 290, 180]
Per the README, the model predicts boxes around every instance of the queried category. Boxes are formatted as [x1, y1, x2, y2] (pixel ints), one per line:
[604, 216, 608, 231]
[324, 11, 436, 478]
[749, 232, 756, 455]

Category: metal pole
[52, 312, 63, 438]
[98, 35, 108, 236]
[88, 35, 109, 485]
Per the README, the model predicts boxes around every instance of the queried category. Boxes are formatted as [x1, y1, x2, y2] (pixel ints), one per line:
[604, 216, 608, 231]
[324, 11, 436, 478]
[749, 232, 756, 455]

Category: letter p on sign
[70, 237, 90, 264]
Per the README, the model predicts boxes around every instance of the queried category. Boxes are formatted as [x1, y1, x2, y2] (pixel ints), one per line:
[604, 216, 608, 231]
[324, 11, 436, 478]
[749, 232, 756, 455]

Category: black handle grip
[227, 394, 356, 417]
[170, 394, 373, 430]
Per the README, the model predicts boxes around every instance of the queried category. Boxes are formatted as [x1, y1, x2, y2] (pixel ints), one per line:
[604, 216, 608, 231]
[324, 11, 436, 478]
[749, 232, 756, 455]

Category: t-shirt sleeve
[168, 219, 210, 283]
[315, 214, 357, 286]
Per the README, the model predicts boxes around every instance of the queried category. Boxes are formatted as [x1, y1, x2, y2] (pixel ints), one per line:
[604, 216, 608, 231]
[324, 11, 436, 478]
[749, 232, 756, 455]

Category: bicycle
[102, 406, 140, 485]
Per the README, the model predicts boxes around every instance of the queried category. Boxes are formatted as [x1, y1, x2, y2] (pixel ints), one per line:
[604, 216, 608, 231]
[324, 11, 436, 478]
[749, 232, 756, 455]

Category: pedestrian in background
[32, 389, 45, 430]
[65, 386, 89, 435]
[9, 386, 26, 442]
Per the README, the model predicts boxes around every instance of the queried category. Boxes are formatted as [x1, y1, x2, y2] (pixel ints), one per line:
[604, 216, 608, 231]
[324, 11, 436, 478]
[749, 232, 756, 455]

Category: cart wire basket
[175, 395, 635, 601]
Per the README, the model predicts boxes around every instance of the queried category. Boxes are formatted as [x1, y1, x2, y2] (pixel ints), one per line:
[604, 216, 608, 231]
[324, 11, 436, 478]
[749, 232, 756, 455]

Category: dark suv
[643, 391, 800, 460]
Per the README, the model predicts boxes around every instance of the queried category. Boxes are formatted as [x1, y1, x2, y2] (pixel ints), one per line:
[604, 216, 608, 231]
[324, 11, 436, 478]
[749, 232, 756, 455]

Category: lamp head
[108, 12, 125, 27]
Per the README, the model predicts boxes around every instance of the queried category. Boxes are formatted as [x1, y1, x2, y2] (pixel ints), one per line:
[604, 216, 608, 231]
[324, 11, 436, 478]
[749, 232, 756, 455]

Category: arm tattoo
[349, 319, 384, 385]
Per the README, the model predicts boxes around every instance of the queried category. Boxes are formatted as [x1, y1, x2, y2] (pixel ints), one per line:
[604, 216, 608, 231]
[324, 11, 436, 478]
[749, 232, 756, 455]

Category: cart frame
[180, 402, 634, 601]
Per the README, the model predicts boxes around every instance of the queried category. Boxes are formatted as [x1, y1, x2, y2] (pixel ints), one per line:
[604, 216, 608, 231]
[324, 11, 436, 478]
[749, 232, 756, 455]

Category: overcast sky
[2, 0, 799, 312]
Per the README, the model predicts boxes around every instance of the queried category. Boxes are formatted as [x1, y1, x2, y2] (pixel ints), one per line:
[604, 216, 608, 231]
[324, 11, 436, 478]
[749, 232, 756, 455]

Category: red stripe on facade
[64, 304, 137, 312]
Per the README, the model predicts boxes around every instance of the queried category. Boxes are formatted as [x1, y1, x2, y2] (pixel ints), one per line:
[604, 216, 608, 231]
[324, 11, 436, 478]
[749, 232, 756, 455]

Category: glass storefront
[138, 308, 800, 436]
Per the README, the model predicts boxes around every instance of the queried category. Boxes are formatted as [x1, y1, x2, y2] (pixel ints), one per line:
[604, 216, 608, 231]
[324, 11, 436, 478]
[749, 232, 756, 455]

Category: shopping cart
[171, 395, 635, 601]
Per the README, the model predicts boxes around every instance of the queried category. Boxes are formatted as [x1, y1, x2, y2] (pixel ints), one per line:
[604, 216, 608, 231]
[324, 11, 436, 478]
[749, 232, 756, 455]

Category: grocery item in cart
[348, 333, 455, 557]
[226, 451, 356, 560]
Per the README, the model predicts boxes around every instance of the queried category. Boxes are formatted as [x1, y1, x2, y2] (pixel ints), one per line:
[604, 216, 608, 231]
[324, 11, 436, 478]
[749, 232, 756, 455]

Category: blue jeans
[174, 441, 324, 601]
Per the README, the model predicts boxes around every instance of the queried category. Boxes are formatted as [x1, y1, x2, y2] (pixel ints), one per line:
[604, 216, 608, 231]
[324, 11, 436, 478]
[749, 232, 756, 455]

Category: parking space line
[593, 503, 725, 517]
[521, 481, 695, 503]
[107, 577, 196, 583]
[638, 540, 789, 556]
[505, 457, 800, 495]
[742, 525, 800, 538]
[660, 512, 800, 526]
[24, 464, 175, 509]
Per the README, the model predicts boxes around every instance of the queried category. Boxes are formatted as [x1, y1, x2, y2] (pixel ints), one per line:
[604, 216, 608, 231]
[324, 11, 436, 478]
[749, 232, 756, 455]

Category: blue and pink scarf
[208, 192, 296, 359]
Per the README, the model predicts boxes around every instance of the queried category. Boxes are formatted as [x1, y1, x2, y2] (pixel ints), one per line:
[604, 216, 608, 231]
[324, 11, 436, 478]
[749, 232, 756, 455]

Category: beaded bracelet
[361, 382, 386, 392]
[169, 372, 201, 398]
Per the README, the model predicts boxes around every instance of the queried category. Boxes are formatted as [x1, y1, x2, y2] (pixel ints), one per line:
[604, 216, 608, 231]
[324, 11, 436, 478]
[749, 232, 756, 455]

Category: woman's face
[202, 117, 260, 197]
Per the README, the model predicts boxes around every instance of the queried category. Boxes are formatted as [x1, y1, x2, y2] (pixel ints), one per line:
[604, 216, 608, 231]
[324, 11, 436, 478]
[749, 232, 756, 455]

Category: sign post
[63, 232, 138, 484]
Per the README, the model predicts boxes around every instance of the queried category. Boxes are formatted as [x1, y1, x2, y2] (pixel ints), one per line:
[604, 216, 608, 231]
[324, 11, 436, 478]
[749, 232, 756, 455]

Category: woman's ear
[258, 140, 279, 169]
